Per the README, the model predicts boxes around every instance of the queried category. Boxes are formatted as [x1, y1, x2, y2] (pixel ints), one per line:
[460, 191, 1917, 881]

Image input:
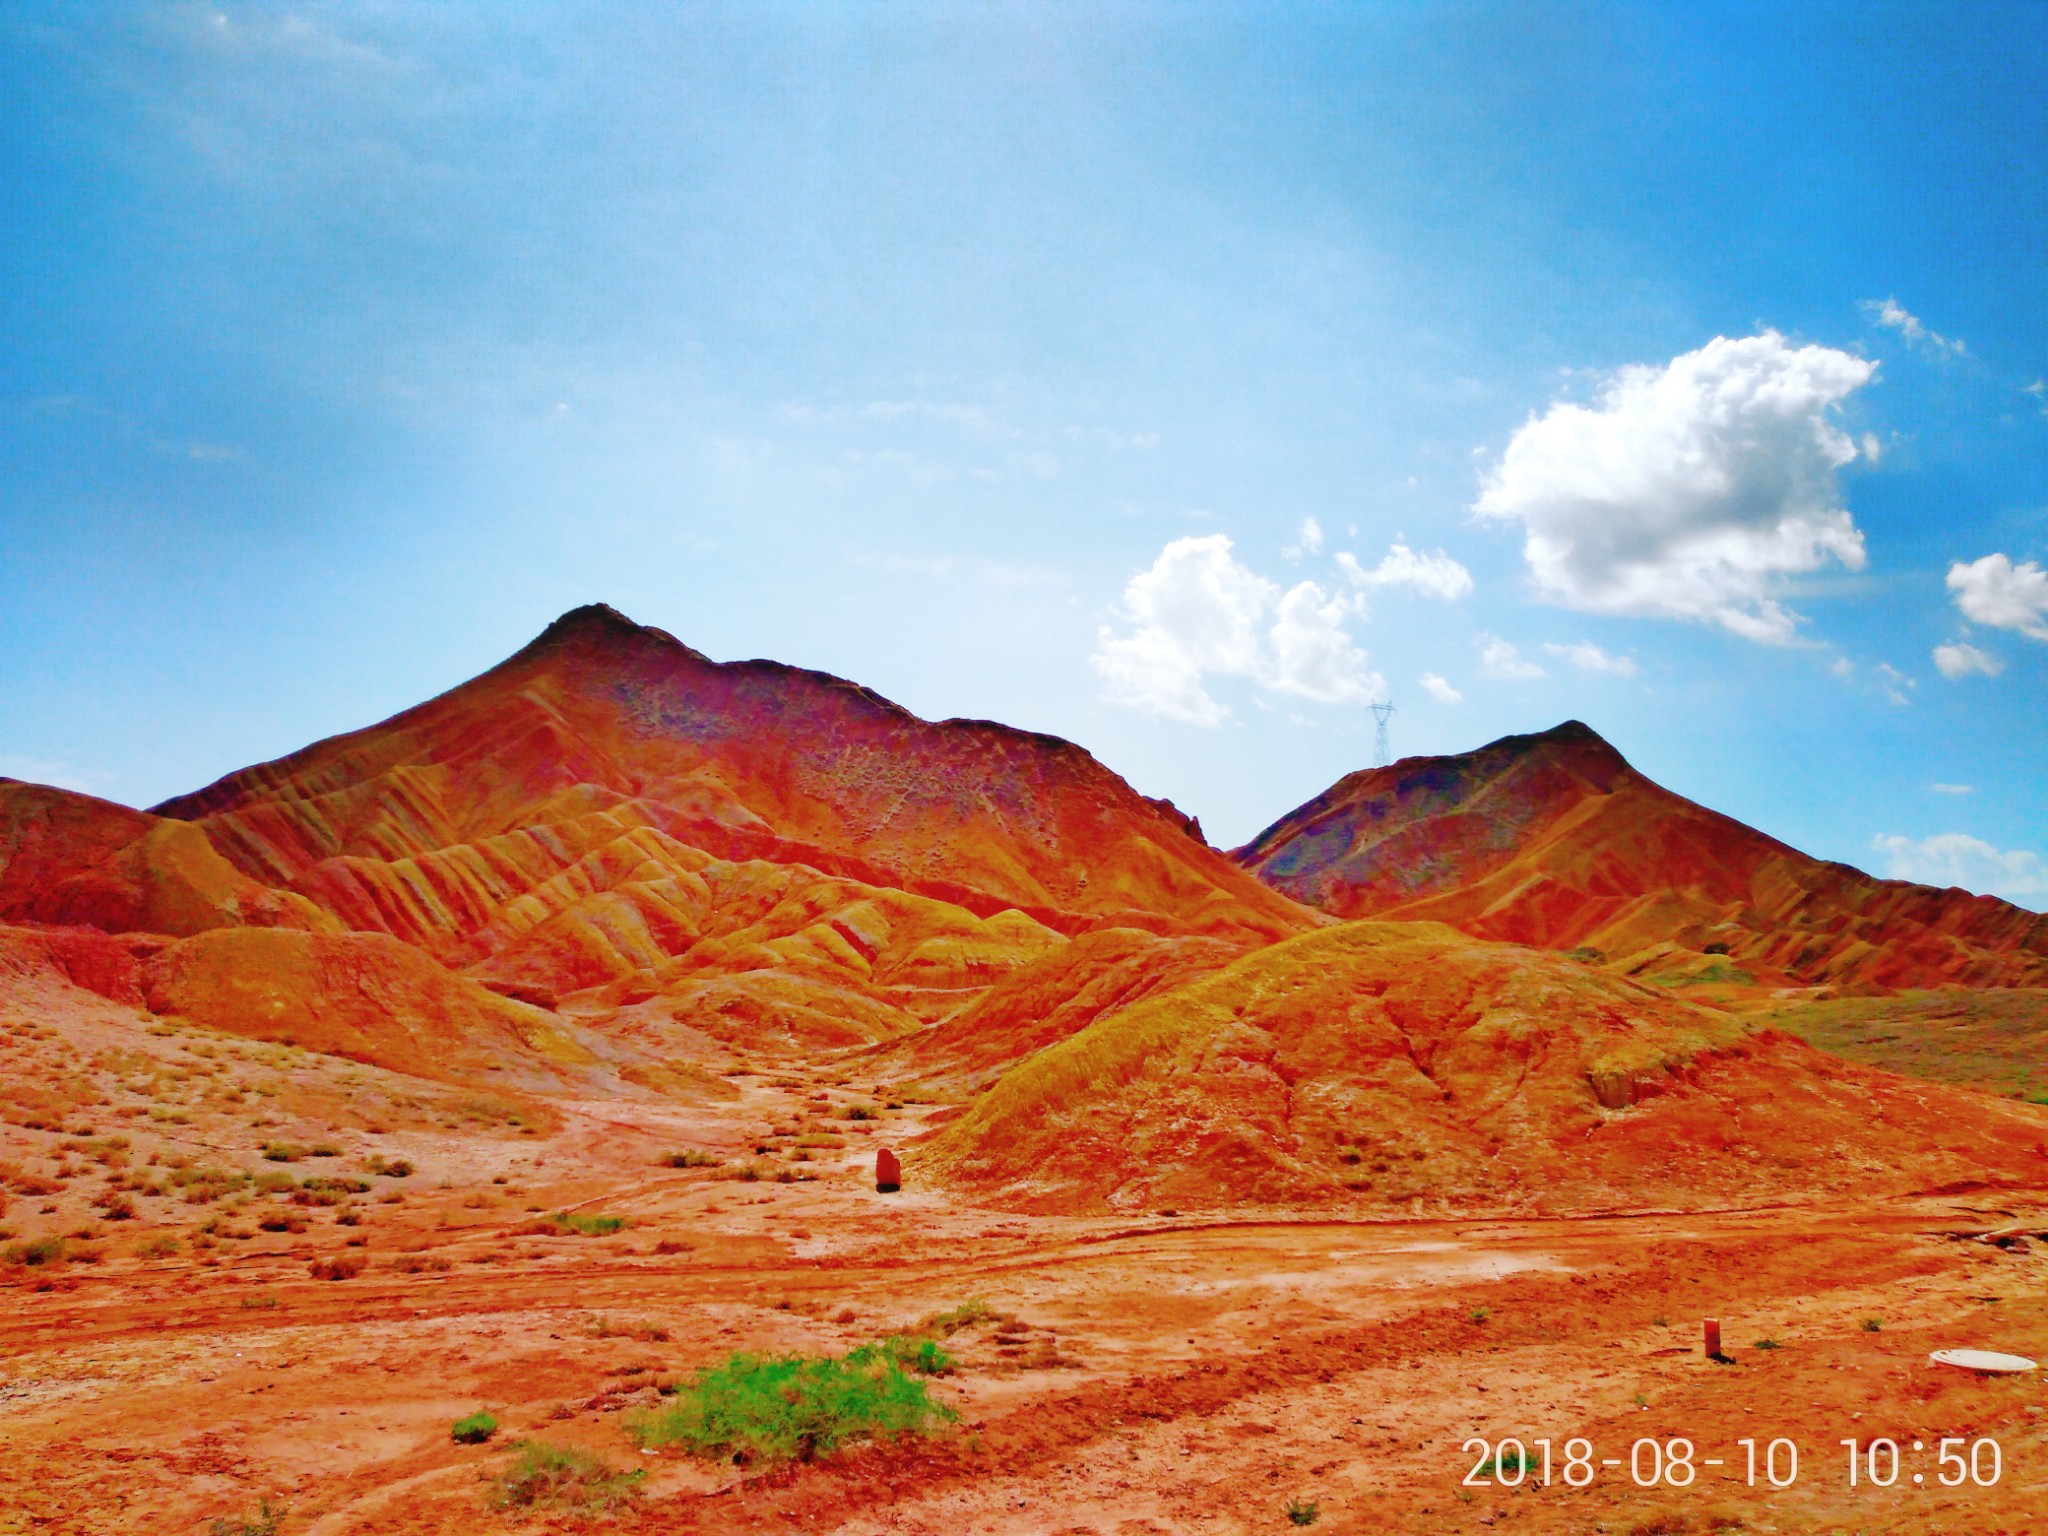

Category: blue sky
[3, 3, 2044, 905]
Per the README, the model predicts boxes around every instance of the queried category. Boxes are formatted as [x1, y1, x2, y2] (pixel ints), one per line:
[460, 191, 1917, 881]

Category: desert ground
[3, 1010, 2045, 1536]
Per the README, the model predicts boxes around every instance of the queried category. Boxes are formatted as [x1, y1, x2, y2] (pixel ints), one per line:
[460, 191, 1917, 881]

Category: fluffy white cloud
[1092, 536, 1383, 724]
[1419, 671, 1463, 705]
[1947, 553, 2048, 641]
[1477, 633, 1545, 680]
[1931, 783, 1974, 795]
[1872, 833, 2048, 908]
[1266, 581, 1380, 703]
[1336, 542, 1474, 600]
[1284, 516, 1325, 561]
[1861, 297, 1966, 356]
[1544, 640, 1638, 677]
[1932, 641, 2003, 679]
[1474, 331, 1875, 643]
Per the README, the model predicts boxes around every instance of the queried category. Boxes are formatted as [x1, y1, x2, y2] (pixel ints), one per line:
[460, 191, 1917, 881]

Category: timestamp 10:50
[1462, 1436, 2004, 1490]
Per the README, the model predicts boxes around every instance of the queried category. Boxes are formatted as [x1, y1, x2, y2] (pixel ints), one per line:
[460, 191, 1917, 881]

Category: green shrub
[659, 1150, 719, 1168]
[486, 1441, 643, 1515]
[302, 1175, 370, 1194]
[867, 1335, 954, 1376]
[1753, 1337, 1782, 1350]
[260, 1143, 302, 1163]
[1860, 1317, 1882, 1332]
[3, 1236, 65, 1267]
[625, 1346, 958, 1464]
[1285, 1496, 1321, 1527]
[209, 1500, 282, 1536]
[526, 1210, 628, 1237]
[918, 1299, 995, 1335]
[451, 1409, 498, 1444]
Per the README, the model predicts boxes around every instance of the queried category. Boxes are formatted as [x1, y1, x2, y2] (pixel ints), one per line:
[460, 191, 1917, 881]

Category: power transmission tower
[1370, 700, 1395, 768]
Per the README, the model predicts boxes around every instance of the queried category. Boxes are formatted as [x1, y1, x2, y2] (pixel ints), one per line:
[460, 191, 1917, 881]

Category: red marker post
[1704, 1318, 1722, 1360]
[875, 1147, 901, 1194]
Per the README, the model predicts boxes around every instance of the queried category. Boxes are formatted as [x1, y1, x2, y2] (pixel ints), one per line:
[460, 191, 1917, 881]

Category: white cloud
[1474, 331, 1875, 644]
[1861, 297, 1967, 357]
[1872, 833, 2048, 908]
[1284, 516, 1325, 561]
[1543, 641, 1638, 677]
[1335, 542, 1473, 600]
[1091, 536, 1383, 725]
[1947, 553, 2048, 641]
[1419, 672, 1463, 705]
[1931, 783, 1974, 796]
[1477, 633, 1545, 680]
[1875, 662, 1915, 705]
[2026, 380, 2047, 418]
[1932, 641, 2004, 679]
[1267, 583, 1378, 703]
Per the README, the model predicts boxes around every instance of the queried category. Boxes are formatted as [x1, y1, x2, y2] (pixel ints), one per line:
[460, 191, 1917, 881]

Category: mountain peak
[526, 603, 706, 663]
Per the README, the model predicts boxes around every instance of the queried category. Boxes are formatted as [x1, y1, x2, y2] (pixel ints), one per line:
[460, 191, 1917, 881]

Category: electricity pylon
[1370, 700, 1395, 768]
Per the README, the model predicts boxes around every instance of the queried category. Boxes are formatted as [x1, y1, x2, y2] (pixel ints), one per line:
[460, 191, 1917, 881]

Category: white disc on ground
[1929, 1348, 2037, 1374]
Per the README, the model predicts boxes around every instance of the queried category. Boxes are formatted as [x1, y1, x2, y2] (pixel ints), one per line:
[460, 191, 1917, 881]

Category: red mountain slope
[1232, 721, 2048, 991]
[916, 920, 2048, 1213]
[0, 780, 330, 937]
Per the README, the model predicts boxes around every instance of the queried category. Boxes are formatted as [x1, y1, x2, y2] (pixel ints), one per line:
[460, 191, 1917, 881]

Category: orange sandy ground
[3, 1050, 2046, 1536]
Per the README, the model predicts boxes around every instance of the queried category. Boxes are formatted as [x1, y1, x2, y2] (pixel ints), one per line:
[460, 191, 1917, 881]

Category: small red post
[1704, 1318, 1722, 1359]
[875, 1147, 901, 1193]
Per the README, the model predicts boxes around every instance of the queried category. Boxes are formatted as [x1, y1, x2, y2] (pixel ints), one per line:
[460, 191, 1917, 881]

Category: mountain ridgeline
[3, 606, 2045, 1215]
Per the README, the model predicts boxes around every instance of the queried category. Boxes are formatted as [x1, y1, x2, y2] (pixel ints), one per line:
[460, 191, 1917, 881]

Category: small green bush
[302, 1175, 371, 1194]
[209, 1500, 282, 1536]
[867, 1335, 954, 1376]
[1860, 1317, 1882, 1332]
[1483, 1446, 1525, 1477]
[486, 1441, 643, 1515]
[1285, 1496, 1321, 1527]
[3, 1236, 66, 1267]
[660, 1150, 719, 1168]
[919, 1299, 995, 1336]
[451, 1409, 498, 1444]
[528, 1210, 627, 1237]
[1753, 1337, 1781, 1351]
[625, 1346, 958, 1464]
